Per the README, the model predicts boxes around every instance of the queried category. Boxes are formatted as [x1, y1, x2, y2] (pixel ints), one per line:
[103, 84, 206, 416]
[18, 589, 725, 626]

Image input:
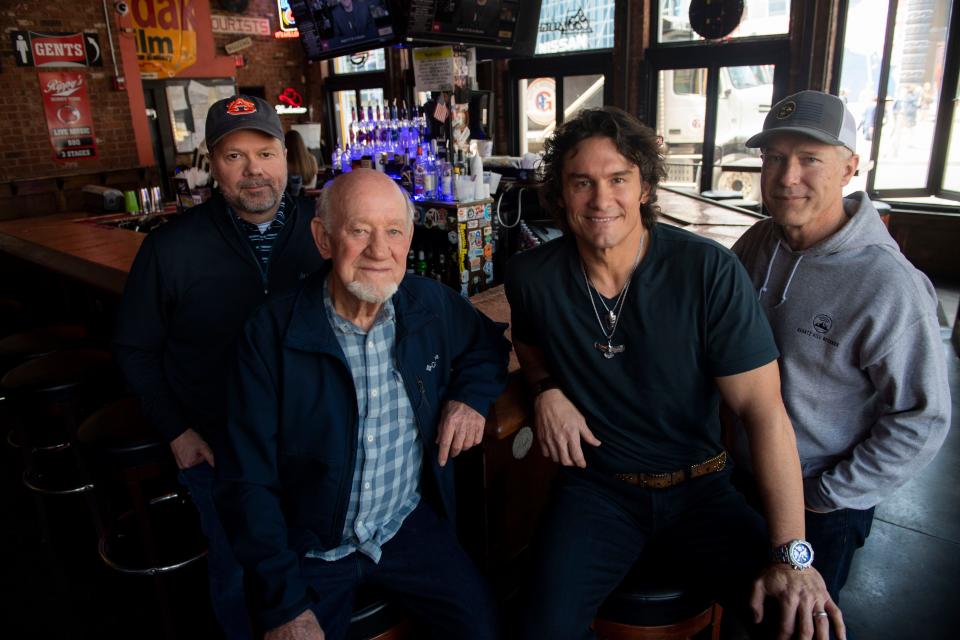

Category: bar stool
[0, 324, 88, 370]
[2, 348, 116, 557]
[593, 563, 722, 640]
[77, 397, 208, 639]
[1, 324, 88, 451]
[348, 586, 410, 640]
[3, 348, 114, 490]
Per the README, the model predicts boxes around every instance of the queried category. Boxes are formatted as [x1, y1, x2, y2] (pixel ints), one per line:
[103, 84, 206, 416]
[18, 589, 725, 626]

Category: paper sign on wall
[412, 46, 455, 93]
[39, 71, 98, 161]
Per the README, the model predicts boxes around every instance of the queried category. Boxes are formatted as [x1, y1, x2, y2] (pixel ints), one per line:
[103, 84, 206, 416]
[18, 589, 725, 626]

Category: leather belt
[613, 451, 727, 489]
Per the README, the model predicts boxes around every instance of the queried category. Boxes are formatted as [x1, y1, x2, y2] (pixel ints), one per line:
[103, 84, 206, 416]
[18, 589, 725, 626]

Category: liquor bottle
[406, 249, 415, 274]
[413, 144, 426, 198]
[435, 252, 446, 283]
[354, 106, 364, 146]
[423, 146, 438, 199]
[439, 160, 452, 201]
[416, 250, 428, 276]
[332, 141, 343, 171]
[349, 107, 358, 147]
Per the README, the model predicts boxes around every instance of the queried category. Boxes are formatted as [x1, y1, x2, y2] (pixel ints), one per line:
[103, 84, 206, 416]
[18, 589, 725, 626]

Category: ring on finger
[813, 611, 829, 618]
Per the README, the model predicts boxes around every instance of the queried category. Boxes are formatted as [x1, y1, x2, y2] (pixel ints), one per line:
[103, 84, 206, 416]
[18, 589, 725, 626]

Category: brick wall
[0, 2, 139, 182]
[212, 0, 312, 119]
[0, 0, 318, 184]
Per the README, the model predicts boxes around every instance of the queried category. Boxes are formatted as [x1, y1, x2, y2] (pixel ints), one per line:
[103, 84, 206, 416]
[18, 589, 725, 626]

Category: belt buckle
[645, 471, 676, 489]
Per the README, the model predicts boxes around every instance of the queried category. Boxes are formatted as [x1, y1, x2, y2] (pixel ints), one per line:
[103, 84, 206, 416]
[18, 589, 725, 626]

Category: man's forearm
[717, 362, 806, 547]
[746, 407, 806, 546]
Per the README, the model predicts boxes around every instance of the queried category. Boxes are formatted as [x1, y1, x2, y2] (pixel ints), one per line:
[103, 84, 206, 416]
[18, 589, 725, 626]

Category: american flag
[433, 98, 449, 123]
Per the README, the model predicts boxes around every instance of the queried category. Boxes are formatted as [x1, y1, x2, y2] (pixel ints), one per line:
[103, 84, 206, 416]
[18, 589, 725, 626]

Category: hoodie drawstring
[757, 240, 804, 306]
[757, 241, 781, 301]
[778, 255, 803, 306]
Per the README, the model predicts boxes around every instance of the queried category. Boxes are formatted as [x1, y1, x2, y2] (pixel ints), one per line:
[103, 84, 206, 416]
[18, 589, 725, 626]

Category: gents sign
[38, 71, 98, 161]
[11, 31, 103, 67]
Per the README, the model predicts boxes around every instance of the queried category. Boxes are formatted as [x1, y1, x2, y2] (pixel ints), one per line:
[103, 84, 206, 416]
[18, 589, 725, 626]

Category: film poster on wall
[38, 71, 98, 161]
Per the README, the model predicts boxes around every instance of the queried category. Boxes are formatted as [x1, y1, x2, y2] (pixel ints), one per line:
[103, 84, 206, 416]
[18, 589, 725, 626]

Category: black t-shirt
[505, 223, 778, 473]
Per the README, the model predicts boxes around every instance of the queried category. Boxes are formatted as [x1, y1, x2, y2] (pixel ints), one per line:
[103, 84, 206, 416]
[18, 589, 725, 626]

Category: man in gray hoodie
[732, 90, 951, 606]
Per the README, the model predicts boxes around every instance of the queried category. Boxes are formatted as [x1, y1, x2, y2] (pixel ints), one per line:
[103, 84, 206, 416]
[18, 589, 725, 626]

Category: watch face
[789, 541, 813, 566]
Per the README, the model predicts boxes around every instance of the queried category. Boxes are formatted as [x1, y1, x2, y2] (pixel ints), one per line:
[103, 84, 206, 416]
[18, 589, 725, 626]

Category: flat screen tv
[288, 0, 401, 61]
[402, 0, 524, 49]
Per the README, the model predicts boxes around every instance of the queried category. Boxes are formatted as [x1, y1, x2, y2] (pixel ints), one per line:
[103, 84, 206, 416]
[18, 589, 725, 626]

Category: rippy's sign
[129, 0, 198, 77]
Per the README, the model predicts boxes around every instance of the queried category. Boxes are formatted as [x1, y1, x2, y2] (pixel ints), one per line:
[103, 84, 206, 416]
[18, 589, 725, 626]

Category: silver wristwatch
[772, 539, 814, 570]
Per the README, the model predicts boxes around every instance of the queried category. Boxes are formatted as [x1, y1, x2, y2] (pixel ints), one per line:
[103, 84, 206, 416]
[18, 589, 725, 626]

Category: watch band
[772, 539, 814, 570]
[530, 376, 560, 397]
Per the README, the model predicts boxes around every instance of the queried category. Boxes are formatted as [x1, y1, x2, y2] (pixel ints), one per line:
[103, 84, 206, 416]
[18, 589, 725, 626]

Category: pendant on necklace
[607, 310, 617, 330]
[595, 341, 625, 359]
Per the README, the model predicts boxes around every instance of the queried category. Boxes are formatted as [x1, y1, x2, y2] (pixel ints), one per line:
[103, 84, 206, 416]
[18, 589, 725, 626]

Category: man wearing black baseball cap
[113, 95, 324, 638]
[730, 89, 950, 630]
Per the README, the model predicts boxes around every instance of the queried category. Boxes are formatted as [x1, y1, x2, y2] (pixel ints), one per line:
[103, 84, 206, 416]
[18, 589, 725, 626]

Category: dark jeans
[179, 463, 253, 640]
[298, 501, 497, 640]
[805, 506, 875, 605]
[733, 469, 875, 605]
[518, 465, 770, 640]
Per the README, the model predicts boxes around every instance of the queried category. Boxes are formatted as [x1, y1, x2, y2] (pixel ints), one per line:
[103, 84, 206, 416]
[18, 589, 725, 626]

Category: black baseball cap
[205, 95, 284, 150]
[746, 90, 858, 152]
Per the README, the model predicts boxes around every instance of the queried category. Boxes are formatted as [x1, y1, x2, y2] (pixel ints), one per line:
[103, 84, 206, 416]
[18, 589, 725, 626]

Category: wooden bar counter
[0, 211, 150, 296]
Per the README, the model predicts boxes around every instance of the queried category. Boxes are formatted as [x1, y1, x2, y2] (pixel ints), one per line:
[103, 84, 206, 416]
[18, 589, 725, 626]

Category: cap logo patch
[226, 97, 257, 116]
[777, 101, 796, 119]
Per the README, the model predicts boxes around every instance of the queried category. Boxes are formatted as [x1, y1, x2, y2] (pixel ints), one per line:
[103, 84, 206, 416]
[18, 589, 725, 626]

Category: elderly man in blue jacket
[215, 168, 510, 640]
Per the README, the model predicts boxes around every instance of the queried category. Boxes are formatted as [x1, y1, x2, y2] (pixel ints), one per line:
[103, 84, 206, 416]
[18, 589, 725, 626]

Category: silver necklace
[581, 231, 645, 359]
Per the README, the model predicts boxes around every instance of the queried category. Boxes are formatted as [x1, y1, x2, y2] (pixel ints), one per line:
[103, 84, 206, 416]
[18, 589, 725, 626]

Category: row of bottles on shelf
[333, 100, 428, 167]
[406, 247, 448, 282]
[333, 136, 479, 203]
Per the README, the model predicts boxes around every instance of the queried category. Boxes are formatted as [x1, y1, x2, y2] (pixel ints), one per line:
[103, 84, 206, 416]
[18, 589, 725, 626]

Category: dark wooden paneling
[889, 212, 960, 280]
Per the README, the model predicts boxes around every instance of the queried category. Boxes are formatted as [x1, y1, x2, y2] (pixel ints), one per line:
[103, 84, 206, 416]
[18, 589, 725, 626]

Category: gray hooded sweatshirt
[732, 192, 950, 512]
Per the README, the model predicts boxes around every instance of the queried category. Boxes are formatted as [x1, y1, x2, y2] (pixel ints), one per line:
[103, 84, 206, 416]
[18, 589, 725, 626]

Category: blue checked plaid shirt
[306, 283, 422, 563]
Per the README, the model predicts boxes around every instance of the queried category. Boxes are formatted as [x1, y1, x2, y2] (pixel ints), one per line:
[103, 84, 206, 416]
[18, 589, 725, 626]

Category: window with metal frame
[834, 0, 959, 204]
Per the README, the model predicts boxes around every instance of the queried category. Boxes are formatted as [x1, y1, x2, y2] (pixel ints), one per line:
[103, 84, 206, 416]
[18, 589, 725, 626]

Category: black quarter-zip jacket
[113, 191, 326, 445]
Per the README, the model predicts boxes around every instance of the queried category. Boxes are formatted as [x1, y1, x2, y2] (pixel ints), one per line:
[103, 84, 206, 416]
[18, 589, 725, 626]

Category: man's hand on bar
[751, 563, 845, 640]
[436, 400, 485, 467]
[169, 428, 215, 469]
[265, 609, 325, 640]
[533, 388, 601, 468]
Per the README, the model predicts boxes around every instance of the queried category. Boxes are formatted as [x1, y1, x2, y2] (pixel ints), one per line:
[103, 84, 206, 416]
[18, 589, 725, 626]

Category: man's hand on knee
[750, 564, 845, 640]
[265, 609, 325, 640]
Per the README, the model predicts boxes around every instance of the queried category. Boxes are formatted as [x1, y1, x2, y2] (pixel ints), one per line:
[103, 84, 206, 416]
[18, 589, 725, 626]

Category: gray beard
[229, 188, 280, 214]
[346, 281, 398, 304]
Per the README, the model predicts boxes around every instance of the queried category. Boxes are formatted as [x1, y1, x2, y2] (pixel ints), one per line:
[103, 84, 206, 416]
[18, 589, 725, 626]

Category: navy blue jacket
[113, 192, 325, 444]
[214, 266, 510, 630]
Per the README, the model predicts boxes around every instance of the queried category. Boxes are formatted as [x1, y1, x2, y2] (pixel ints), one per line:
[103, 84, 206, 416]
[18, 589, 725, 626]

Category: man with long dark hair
[505, 106, 844, 639]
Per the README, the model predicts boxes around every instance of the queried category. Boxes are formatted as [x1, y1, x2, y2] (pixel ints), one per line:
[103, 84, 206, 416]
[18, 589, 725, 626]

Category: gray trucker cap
[745, 90, 857, 152]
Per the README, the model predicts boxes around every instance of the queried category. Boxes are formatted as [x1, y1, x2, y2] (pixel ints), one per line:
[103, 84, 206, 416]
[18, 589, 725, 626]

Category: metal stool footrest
[22, 446, 94, 495]
[99, 492, 207, 576]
